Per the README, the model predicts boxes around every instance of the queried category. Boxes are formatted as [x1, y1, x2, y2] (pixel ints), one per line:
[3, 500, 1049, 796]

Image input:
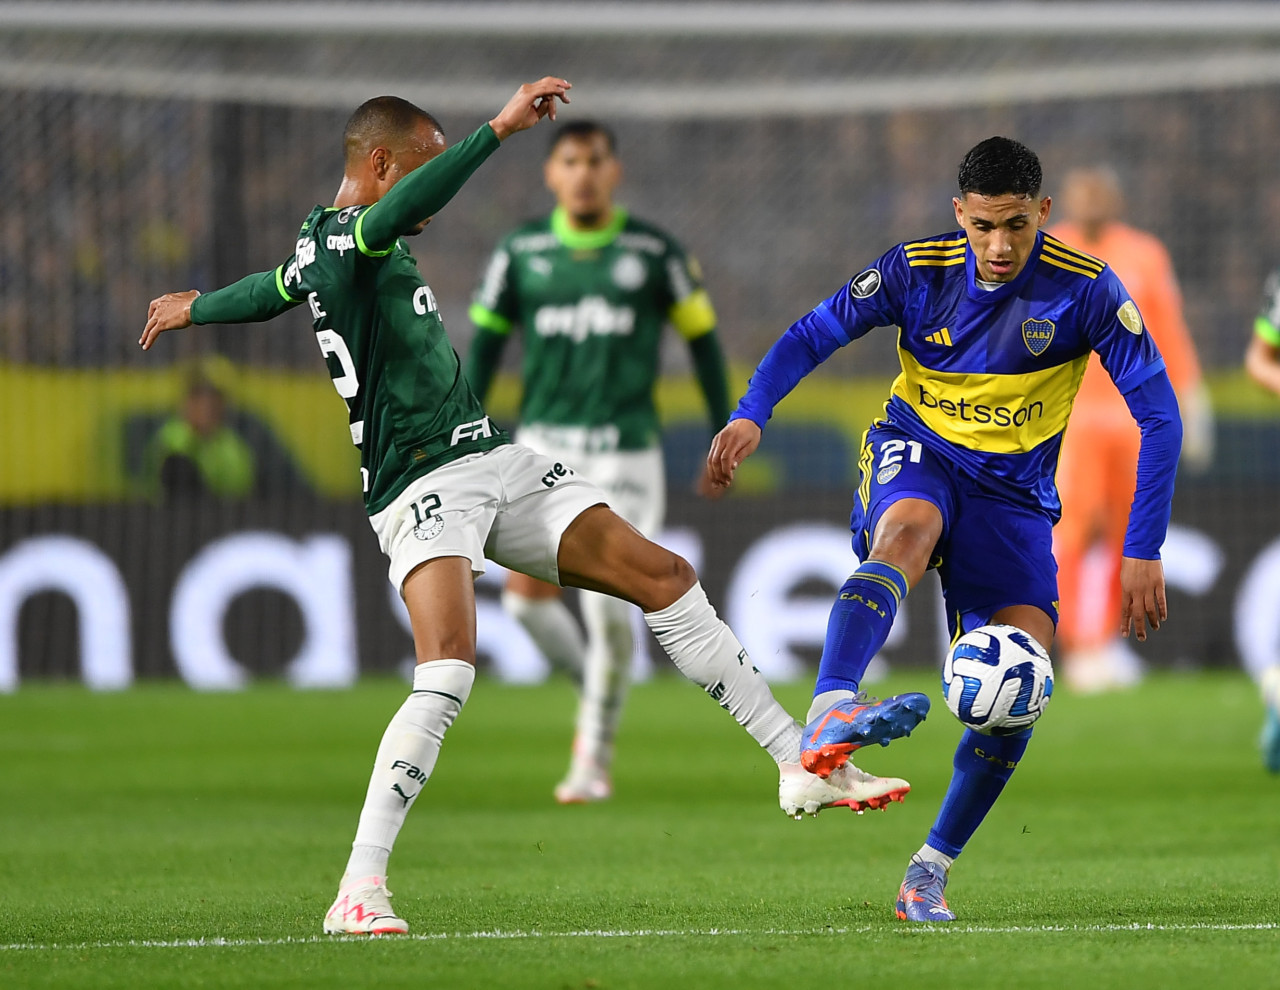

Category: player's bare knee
[414, 634, 477, 665]
[647, 550, 696, 610]
[869, 518, 938, 579]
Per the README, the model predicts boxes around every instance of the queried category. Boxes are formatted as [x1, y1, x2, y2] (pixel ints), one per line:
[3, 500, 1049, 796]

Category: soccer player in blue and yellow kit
[707, 137, 1181, 922]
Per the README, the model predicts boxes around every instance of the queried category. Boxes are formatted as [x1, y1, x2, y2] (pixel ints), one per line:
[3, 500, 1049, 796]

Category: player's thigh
[368, 455, 498, 594]
[852, 428, 953, 583]
[482, 443, 608, 585]
[401, 555, 478, 663]
[1055, 417, 1113, 545]
[940, 489, 1058, 644]
[556, 504, 694, 612]
[505, 571, 561, 599]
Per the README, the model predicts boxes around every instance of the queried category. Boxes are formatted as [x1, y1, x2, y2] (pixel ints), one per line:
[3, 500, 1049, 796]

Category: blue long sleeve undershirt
[1120, 369, 1182, 559]
[730, 312, 1182, 560]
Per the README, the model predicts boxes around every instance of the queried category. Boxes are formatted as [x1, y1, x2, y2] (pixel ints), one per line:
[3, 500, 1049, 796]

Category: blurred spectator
[1244, 267, 1280, 771]
[1049, 165, 1212, 692]
[147, 366, 256, 501]
[1245, 270, 1280, 396]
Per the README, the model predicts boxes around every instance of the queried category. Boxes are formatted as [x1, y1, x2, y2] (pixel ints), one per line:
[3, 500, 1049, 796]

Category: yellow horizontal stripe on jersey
[669, 289, 718, 340]
[1041, 238, 1105, 272]
[889, 341, 1089, 454]
[468, 303, 513, 334]
[905, 245, 965, 258]
[1040, 255, 1100, 279]
[908, 257, 966, 268]
[904, 237, 966, 251]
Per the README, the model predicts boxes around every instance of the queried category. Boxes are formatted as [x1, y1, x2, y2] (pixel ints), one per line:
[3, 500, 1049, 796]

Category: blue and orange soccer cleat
[800, 692, 931, 777]
[896, 857, 956, 923]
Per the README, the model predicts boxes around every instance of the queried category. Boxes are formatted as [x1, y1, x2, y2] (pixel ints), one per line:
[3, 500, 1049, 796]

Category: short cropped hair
[957, 137, 1042, 198]
[343, 96, 443, 165]
[547, 120, 617, 157]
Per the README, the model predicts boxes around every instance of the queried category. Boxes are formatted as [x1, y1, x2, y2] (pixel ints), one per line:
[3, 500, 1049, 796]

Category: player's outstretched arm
[358, 77, 570, 254]
[140, 266, 301, 350]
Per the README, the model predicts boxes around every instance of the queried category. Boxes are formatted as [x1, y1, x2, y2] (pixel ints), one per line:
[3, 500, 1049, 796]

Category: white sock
[502, 590, 586, 679]
[342, 659, 476, 882]
[572, 590, 634, 769]
[644, 582, 802, 764]
[915, 844, 955, 873]
[806, 689, 858, 724]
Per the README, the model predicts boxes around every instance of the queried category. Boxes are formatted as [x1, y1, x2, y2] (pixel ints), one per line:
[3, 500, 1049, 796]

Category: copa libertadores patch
[849, 269, 882, 299]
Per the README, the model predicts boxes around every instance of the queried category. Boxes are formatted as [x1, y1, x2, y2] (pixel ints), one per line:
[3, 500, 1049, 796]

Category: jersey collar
[964, 230, 1044, 301]
[551, 206, 628, 250]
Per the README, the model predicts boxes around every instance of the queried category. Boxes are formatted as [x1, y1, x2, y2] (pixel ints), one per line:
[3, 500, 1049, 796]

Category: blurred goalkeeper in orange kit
[1049, 166, 1212, 692]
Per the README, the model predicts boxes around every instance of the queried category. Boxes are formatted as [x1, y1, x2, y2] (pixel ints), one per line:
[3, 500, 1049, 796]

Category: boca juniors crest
[1022, 318, 1056, 356]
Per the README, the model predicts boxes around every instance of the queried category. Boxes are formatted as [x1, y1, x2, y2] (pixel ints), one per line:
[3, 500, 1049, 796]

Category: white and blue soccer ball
[942, 624, 1054, 735]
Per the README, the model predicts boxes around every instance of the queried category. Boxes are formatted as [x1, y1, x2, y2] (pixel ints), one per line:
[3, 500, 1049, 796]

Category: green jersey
[190, 124, 509, 515]
[468, 207, 718, 450]
[278, 204, 507, 513]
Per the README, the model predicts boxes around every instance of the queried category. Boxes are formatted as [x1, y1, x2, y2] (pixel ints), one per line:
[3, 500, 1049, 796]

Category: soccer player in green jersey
[465, 121, 730, 804]
[141, 79, 906, 936]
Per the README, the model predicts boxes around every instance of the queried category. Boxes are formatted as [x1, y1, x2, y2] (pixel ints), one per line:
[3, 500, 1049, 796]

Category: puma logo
[392, 783, 419, 808]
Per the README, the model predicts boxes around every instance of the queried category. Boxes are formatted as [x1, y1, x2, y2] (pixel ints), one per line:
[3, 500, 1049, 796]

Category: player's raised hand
[488, 77, 571, 141]
[1119, 556, 1167, 642]
[703, 418, 761, 498]
[140, 290, 200, 350]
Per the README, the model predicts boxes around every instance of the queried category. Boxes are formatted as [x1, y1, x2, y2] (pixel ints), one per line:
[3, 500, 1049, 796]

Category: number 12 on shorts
[410, 493, 442, 529]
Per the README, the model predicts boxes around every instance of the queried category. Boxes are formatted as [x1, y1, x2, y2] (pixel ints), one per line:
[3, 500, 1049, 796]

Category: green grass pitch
[1, 672, 1277, 989]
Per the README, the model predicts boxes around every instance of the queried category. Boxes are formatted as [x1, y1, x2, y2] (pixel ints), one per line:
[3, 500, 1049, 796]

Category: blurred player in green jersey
[1245, 271, 1280, 771]
[142, 80, 903, 936]
[466, 121, 730, 803]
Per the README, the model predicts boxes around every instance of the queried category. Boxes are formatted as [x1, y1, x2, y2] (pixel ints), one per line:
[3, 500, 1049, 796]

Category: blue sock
[926, 728, 1033, 858]
[813, 560, 909, 696]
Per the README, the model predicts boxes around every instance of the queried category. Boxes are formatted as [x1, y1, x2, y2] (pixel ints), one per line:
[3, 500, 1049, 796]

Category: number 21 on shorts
[875, 439, 921, 484]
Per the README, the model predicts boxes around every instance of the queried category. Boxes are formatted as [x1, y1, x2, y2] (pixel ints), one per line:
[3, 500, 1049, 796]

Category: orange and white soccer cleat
[778, 759, 910, 819]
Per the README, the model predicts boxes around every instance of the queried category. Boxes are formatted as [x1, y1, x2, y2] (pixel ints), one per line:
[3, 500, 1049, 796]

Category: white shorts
[515, 425, 665, 538]
[369, 444, 607, 591]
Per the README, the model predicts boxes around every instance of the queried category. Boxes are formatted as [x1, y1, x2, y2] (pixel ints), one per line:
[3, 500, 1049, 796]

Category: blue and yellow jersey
[759, 230, 1166, 517]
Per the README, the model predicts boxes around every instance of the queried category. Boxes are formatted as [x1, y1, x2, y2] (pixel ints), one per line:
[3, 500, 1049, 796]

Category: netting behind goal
[3, 2, 1280, 685]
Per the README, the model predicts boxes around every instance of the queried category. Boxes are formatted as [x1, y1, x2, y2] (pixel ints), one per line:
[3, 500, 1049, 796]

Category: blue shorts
[849, 424, 1059, 640]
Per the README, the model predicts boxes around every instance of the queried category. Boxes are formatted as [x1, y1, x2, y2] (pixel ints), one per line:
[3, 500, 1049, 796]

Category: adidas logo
[924, 328, 953, 346]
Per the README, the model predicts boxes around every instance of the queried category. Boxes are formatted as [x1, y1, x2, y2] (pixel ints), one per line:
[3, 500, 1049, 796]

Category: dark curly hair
[957, 137, 1042, 198]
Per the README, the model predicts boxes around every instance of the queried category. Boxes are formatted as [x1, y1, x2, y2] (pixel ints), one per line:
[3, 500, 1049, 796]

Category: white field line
[2, 922, 1278, 952]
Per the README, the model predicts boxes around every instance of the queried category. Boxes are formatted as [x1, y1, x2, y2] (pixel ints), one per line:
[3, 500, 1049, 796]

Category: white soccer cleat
[554, 759, 612, 804]
[778, 760, 910, 819]
[323, 875, 409, 935]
